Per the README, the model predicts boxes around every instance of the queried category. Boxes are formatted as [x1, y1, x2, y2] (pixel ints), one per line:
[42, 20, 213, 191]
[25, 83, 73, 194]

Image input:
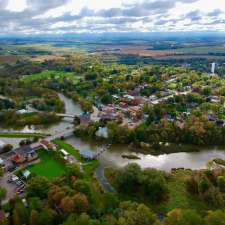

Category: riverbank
[0, 132, 48, 139]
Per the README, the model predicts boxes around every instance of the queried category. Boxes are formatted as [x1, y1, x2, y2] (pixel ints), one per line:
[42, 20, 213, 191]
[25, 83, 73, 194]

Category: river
[1, 93, 225, 171]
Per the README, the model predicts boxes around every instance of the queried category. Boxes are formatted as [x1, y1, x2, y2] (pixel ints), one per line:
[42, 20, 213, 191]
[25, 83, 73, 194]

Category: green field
[0, 132, 47, 138]
[53, 139, 82, 161]
[53, 139, 99, 177]
[21, 70, 80, 84]
[28, 150, 66, 180]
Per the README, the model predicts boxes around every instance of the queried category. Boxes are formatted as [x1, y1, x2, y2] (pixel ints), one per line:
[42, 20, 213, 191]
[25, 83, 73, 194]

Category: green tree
[73, 193, 89, 213]
[27, 176, 49, 199]
[205, 210, 225, 225]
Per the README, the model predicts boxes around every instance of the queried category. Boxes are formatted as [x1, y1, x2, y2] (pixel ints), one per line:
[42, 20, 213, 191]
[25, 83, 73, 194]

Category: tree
[73, 193, 89, 213]
[217, 176, 225, 192]
[102, 193, 119, 213]
[29, 210, 39, 225]
[38, 208, 57, 225]
[164, 209, 203, 225]
[2, 144, 13, 153]
[115, 163, 141, 194]
[73, 180, 92, 201]
[140, 168, 168, 202]
[60, 196, 75, 213]
[27, 176, 49, 199]
[205, 210, 225, 225]
[66, 164, 83, 179]
[118, 201, 157, 225]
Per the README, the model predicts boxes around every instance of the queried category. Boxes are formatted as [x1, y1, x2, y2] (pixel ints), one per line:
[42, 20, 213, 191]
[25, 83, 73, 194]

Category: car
[7, 174, 19, 183]
[17, 189, 25, 194]
[15, 180, 23, 186]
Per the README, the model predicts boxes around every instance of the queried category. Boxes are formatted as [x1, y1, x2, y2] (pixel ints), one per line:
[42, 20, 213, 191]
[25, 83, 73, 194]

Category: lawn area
[53, 139, 82, 161]
[53, 139, 99, 177]
[28, 150, 66, 180]
[0, 132, 47, 139]
[155, 170, 214, 213]
[21, 70, 80, 84]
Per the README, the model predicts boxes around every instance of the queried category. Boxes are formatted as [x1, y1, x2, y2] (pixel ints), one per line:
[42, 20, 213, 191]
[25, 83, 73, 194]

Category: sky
[1, 0, 225, 35]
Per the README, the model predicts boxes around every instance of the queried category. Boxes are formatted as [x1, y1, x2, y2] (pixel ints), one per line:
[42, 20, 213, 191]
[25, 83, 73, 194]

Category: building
[96, 127, 108, 138]
[211, 62, 216, 75]
[11, 153, 26, 164]
[40, 140, 56, 150]
[11, 146, 38, 164]
[128, 106, 142, 120]
[79, 113, 90, 124]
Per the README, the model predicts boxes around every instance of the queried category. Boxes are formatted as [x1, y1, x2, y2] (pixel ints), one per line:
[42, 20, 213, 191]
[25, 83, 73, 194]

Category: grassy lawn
[21, 70, 80, 84]
[53, 139, 99, 177]
[152, 170, 215, 213]
[53, 139, 82, 161]
[28, 150, 66, 180]
[105, 168, 215, 214]
[0, 132, 47, 138]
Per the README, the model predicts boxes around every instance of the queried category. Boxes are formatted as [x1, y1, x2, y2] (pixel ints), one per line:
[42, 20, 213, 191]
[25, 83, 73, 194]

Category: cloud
[0, 0, 8, 9]
[0, 0, 225, 34]
[185, 10, 202, 21]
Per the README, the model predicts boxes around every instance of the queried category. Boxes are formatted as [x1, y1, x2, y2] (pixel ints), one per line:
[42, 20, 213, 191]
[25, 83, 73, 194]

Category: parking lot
[0, 172, 25, 204]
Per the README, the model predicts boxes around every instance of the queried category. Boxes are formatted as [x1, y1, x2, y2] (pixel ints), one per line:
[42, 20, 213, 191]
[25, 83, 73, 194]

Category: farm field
[21, 70, 80, 84]
[28, 150, 66, 180]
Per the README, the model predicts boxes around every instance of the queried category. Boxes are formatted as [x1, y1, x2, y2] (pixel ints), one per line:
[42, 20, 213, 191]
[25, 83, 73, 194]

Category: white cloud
[1, 0, 225, 34]
[6, 0, 27, 12]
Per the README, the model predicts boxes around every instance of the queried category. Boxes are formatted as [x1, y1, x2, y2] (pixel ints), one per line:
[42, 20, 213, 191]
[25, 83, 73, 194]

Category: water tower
[211, 62, 216, 75]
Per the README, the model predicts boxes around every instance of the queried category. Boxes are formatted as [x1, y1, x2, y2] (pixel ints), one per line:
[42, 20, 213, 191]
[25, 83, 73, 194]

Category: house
[11, 146, 38, 164]
[123, 94, 135, 101]
[26, 150, 38, 162]
[128, 106, 142, 120]
[119, 102, 128, 108]
[60, 149, 69, 157]
[79, 113, 90, 124]
[11, 153, 26, 164]
[22, 170, 31, 179]
[40, 140, 56, 150]
[209, 95, 220, 103]
[16, 109, 29, 114]
[96, 127, 108, 138]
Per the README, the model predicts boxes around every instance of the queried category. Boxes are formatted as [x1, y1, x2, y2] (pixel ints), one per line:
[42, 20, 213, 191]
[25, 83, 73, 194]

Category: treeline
[2, 164, 225, 225]
[0, 111, 60, 127]
[186, 167, 225, 207]
[75, 116, 225, 150]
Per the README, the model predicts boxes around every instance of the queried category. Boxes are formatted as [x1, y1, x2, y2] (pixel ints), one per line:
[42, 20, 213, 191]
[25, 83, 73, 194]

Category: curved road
[95, 165, 115, 193]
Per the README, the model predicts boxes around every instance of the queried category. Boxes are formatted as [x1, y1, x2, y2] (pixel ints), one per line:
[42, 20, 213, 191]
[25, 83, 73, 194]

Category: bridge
[56, 113, 77, 118]
[46, 128, 75, 141]
[94, 144, 111, 159]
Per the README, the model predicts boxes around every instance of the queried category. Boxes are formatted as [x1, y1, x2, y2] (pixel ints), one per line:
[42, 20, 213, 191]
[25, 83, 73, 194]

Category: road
[95, 165, 115, 193]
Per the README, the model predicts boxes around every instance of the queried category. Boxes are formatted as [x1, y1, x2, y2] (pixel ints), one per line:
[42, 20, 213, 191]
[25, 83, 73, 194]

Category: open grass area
[53, 139, 82, 161]
[0, 132, 47, 138]
[53, 139, 99, 177]
[156, 170, 209, 213]
[21, 70, 80, 84]
[28, 150, 66, 180]
[105, 168, 217, 214]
